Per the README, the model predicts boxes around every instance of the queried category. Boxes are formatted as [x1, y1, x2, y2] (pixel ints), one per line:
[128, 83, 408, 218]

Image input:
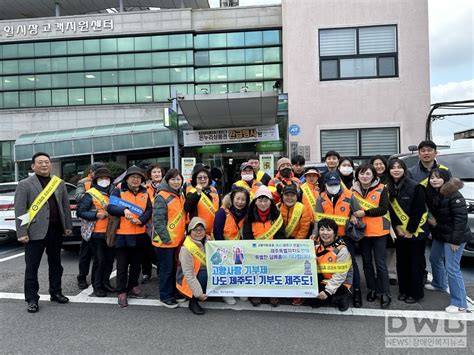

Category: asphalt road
[1, 239, 474, 353]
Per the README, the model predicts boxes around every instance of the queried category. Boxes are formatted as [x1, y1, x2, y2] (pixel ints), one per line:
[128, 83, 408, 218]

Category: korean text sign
[206, 240, 318, 297]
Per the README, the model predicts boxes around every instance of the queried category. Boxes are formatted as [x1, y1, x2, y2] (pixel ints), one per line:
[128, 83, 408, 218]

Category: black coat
[427, 178, 471, 245]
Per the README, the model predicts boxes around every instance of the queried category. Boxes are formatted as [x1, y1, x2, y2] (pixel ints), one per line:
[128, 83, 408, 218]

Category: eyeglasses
[192, 227, 205, 233]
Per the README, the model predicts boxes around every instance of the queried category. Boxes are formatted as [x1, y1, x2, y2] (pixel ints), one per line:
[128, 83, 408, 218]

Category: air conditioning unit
[220, 0, 239, 7]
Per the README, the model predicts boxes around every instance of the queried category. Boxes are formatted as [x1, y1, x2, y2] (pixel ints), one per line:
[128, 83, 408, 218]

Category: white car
[0, 182, 81, 247]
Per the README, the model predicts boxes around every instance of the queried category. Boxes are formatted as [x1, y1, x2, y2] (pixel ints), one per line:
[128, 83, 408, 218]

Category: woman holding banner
[213, 187, 250, 305]
[243, 185, 285, 307]
[176, 217, 209, 315]
[387, 159, 428, 304]
[184, 166, 220, 236]
[153, 169, 186, 309]
[351, 164, 391, 309]
[107, 166, 152, 308]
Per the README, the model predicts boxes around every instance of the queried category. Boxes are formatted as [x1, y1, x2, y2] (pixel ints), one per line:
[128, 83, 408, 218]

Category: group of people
[15, 140, 471, 315]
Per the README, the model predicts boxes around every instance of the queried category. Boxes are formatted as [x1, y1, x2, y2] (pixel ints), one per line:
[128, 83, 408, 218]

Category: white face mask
[339, 166, 353, 176]
[241, 173, 254, 182]
[97, 179, 111, 188]
[326, 185, 341, 195]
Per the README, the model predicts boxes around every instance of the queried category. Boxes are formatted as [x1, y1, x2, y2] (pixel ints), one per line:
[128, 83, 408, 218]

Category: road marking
[0, 251, 24, 263]
[0, 247, 23, 256]
[0, 291, 472, 321]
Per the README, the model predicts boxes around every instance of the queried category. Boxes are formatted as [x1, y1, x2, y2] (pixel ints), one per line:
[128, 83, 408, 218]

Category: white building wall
[282, 0, 430, 161]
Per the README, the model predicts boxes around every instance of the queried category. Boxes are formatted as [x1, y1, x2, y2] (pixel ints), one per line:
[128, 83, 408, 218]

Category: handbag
[80, 219, 96, 242]
[346, 220, 366, 242]
[106, 215, 120, 247]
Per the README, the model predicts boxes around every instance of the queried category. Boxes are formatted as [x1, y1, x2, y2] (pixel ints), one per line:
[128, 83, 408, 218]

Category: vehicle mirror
[408, 145, 418, 153]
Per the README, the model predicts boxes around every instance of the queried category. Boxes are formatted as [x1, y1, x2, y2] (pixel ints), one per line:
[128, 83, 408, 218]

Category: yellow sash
[256, 170, 265, 182]
[314, 212, 349, 226]
[420, 164, 449, 187]
[390, 198, 427, 236]
[153, 209, 184, 243]
[301, 183, 316, 209]
[255, 214, 283, 240]
[183, 236, 206, 266]
[19, 175, 62, 227]
[285, 202, 304, 237]
[354, 194, 377, 211]
[189, 188, 217, 215]
[318, 260, 352, 273]
[87, 187, 108, 207]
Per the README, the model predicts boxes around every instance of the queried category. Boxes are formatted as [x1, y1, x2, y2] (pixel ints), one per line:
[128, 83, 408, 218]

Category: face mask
[326, 185, 340, 195]
[241, 173, 254, 182]
[280, 168, 292, 178]
[97, 179, 110, 188]
[339, 166, 353, 176]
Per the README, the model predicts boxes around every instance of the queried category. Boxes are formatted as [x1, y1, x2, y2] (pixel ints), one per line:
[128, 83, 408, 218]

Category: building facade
[0, 0, 429, 182]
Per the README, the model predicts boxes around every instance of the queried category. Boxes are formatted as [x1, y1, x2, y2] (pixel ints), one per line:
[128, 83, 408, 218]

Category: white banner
[181, 157, 196, 182]
[183, 124, 279, 147]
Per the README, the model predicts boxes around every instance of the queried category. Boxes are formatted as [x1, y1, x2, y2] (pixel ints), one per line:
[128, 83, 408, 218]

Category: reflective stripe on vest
[390, 198, 427, 237]
[285, 202, 304, 237]
[316, 243, 352, 288]
[183, 237, 206, 265]
[318, 261, 352, 273]
[315, 212, 349, 226]
[254, 214, 283, 240]
[319, 189, 352, 236]
[18, 175, 62, 227]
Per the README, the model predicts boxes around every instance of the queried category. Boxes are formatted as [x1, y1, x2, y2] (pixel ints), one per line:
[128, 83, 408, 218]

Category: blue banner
[109, 196, 144, 217]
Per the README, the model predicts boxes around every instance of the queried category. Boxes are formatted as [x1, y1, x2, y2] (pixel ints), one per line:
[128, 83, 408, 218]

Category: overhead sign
[0, 19, 114, 38]
[183, 124, 279, 147]
[259, 154, 274, 178]
[181, 157, 196, 182]
[289, 124, 300, 136]
[206, 240, 318, 298]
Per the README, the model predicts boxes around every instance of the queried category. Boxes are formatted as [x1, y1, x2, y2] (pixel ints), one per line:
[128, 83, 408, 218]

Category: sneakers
[161, 298, 179, 309]
[425, 284, 449, 293]
[128, 286, 144, 299]
[445, 305, 471, 313]
[223, 297, 237, 305]
[292, 298, 304, 306]
[175, 295, 186, 303]
[118, 293, 128, 308]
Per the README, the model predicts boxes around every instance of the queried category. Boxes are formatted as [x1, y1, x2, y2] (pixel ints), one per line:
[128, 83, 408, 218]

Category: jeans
[24, 224, 63, 302]
[344, 238, 360, 289]
[196, 269, 208, 294]
[430, 239, 467, 308]
[156, 247, 178, 301]
[360, 236, 390, 295]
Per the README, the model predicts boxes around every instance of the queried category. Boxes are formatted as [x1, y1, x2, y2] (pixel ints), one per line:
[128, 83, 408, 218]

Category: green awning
[15, 120, 174, 161]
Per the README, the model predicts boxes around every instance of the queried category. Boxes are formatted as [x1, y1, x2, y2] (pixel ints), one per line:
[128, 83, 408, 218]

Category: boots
[189, 297, 205, 315]
[353, 288, 362, 308]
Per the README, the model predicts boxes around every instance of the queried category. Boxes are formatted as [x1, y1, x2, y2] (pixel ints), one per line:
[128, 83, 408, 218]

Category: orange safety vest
[222, 208, 244, 240]
[84, 180, 92, 191]
[187, 186, 219, 235]
[319, 189, 353, 237]
[279, 202, 311, 239]
[268, 176, 301, 203]
[252, 215, 282, 240]
[153, 190, 186, 248]
[316, 242, 352, 289]
[176, 248, 201, 298]
[301, 182, 320, 222]
[233, 180, 261, 200]
[91, 193, 110, 233]
[352, 184, 390, 237]
[146, 183, 158, 206]
[115, 190, 149, 235]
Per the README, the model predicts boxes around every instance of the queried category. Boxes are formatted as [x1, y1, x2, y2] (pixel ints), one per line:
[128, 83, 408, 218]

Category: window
[320, 127, 399, 159]
[319, 25, 397, 80]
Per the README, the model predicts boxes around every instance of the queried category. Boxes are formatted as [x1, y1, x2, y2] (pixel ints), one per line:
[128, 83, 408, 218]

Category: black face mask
[280, 168, 292, 178]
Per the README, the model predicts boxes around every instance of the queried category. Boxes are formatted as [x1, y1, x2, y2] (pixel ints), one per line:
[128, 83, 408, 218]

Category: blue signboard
[289, 124, 300, 136]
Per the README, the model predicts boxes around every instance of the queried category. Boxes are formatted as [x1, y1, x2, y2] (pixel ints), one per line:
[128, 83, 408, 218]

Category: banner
[181, 157, 196, 182]
[183, 124, 279, 147]
[206, 240, 318, 298]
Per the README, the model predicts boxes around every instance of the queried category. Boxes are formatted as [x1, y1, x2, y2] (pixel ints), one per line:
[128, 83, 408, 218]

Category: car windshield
[438, 153, 474, 181]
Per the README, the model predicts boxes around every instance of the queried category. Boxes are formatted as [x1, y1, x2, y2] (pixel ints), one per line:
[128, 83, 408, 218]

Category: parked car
[391, 146, 474, 257]
[0, 181, 82, 249]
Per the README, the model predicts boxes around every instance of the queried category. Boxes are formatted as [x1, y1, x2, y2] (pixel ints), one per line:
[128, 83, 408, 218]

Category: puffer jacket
[427, 178, 471, 245]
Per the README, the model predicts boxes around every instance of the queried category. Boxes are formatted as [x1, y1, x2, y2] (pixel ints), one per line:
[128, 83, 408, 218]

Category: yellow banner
[255, 214, 283, 240]
[301, 183, 316, 209]
[183, 236, 206, 265]
[318, 260, 352, 273]
[87, 187, 108, 207]
[390, 198, 427, 236]
[153, 209, 184, 243]
[314, 212, 348, 226]
[285, 202, 304, 237]
[19, 175, 62, 227]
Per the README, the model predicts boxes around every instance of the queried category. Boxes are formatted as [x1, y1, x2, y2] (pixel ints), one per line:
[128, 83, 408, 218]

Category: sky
[209, 0, 474, 145]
